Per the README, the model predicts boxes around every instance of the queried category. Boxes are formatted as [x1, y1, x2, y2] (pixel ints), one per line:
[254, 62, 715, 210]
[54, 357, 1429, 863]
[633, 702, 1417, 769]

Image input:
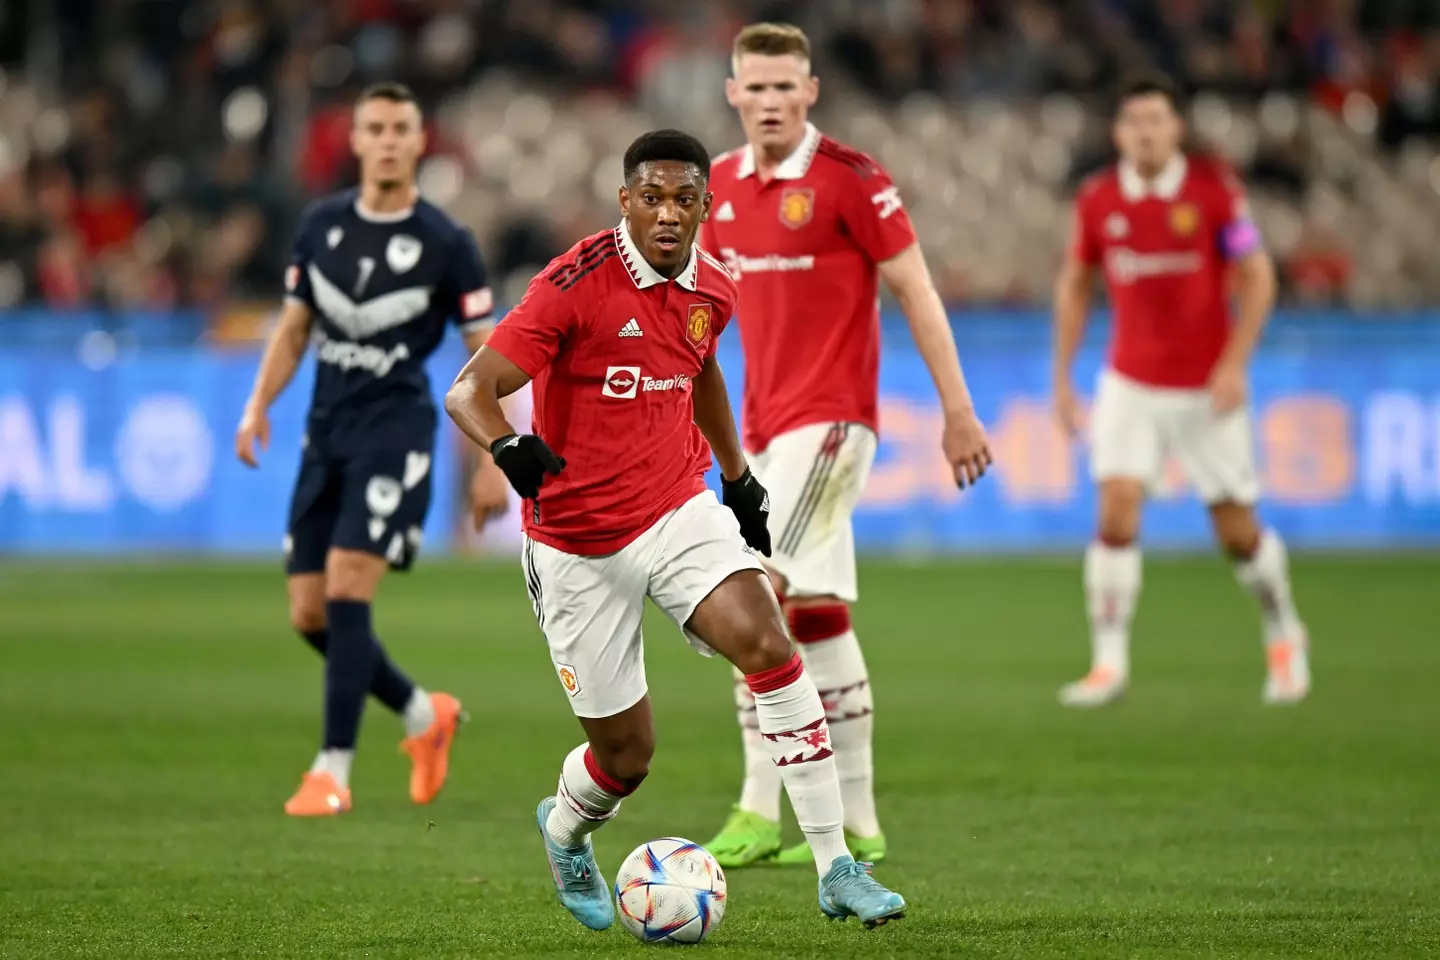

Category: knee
[1211, 502, 1261, 559]
[287, 577, 326, 636]
[590, 730, 655, 791]
[324, 549, 385, 601]
[1097, 484, 1144, 546]
[290, 603, 326, 637]
[735, 620, 795, 677]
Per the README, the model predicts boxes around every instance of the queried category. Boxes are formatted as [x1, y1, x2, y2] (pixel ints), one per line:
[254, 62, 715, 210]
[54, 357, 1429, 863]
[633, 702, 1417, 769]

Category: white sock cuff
[1085, 541, 1142, 589]
[1237, 528, 1287, 583]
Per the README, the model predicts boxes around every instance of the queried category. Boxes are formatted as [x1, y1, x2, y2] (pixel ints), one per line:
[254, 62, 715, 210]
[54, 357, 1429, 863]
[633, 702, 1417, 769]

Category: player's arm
[878, 244, 992, 487]
[1211, 187, 1276, 413]
[692, 353, 772, 556]
[1053, 194, 1101, 436]
[444, 345, 531, 448]
[691, 354, 747, 482]
[445, 276, 570, 498]
[236, 298, 313, 468]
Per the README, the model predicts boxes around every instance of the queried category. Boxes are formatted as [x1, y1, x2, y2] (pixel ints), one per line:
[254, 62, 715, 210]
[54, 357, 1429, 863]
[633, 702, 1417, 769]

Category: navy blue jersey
[285, 190, 494, 451]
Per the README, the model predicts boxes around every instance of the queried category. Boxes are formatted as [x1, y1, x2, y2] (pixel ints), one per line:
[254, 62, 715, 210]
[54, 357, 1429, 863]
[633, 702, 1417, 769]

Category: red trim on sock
[787, 603, 851, 644]
[745, 653, 805, 694]
[1096, 533, 1134, 549]
[582, 746, 635, 797]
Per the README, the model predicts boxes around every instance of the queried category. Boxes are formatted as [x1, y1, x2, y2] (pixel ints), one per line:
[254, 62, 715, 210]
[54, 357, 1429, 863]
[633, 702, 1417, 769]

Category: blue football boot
[817, 855, 907, 927]
[535, 797, 614, 930]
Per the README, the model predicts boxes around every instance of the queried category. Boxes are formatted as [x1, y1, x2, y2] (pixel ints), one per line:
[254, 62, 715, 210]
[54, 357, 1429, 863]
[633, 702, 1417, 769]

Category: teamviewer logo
[602, 365, 640, 399]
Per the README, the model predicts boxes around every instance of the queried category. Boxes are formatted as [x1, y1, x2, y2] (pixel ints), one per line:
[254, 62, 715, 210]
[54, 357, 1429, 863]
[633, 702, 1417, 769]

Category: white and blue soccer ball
[614, 838, 727, 944]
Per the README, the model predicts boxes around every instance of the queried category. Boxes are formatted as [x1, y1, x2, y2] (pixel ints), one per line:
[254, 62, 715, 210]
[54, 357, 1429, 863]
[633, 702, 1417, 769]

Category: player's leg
[289, 449, 463, 814]
[286, 572, 419, 714]
[526, 534, 652, 931]
[650, 493, 903, 926]
[709, 423, 882, 866]
[767, 425, 883, 865]
[1061, 372, 1158, 707]
[1177, 402, 1311, 703]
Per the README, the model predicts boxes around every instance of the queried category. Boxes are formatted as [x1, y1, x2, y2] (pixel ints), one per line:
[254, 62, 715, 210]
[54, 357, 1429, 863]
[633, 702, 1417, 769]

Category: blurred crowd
[0, 0, 1437, 322]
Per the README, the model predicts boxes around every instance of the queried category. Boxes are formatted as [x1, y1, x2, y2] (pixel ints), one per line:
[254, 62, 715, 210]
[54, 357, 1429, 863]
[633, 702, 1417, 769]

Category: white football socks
[746, 654, 848, 874]
[1234, 528, 1306, 645]
[402, 687, 436, 738]
[1084, 541, 1142, 678]
[732, 667, 784, 821]
[310, 748, 354, 789]
[800, 627, 879, 838]
[546, 744, 628, 849]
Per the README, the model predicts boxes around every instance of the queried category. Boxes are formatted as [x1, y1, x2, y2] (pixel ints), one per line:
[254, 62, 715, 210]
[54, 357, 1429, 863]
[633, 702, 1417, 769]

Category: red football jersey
[702, 123, 917, 453]
[485, 224, 739, 555]
[1071, 153, 1262, 388]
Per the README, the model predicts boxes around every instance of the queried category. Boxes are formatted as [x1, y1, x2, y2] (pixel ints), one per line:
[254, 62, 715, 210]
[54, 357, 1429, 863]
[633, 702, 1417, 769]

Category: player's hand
[490, 434, 565, 500]
[1208, 361, 1247, 415]
[469, 459, 510, 530]
[942, 408, 993, 489]
[1053, 380, 1085, 438]
[235, 403, 269, 469]
[721, 468, 772, 557]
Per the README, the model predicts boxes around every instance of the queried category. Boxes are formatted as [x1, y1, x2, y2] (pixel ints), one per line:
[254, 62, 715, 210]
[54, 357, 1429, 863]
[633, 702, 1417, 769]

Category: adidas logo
[715, 201, 736, 222]
[619, 318, 644, 338]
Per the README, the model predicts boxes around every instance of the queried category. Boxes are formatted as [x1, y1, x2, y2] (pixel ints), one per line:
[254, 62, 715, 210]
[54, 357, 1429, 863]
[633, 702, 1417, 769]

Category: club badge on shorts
[1169, 203, 1199, 237]
[556, 663, 581, 697]
[778, 187, 815, 229]
[686, 303, 711, 346]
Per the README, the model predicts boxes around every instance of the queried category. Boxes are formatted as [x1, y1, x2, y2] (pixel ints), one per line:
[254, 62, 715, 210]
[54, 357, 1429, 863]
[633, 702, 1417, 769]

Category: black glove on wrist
[721, 467, 772, 557]
[489, 434, 565, 499]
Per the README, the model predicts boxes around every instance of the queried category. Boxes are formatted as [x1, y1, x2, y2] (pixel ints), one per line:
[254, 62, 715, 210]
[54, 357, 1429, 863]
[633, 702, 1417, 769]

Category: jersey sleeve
[837, 163, 917, 264]
[1068, 191, 1103, 267]
[483, 273, 575, 379]
[283, 211, 317, 309]
[441, 228, 496, 334]
[1213, 170, 1263, 261]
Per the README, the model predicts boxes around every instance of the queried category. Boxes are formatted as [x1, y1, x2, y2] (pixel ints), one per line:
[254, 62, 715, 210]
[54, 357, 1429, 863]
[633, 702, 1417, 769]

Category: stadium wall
[2, 312, 1439, 556]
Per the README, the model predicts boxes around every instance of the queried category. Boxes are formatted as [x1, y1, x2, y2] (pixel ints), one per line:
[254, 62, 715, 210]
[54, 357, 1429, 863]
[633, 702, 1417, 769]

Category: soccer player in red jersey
[1053, 74, 1311, 708]
[699, 22, 992, 869]
[445, 130, 907, 930]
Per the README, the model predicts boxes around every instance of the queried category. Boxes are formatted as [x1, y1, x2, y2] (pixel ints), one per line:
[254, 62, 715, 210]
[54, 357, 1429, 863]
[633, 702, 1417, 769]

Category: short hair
[355, 81, 420, 113]
[732, 22, 811, 74]
[623, 129, 711, 184]
[1115, 72, 1182, 115]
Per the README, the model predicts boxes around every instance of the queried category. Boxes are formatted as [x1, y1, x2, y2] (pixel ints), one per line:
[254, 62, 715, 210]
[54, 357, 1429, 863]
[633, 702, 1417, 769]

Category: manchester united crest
[1169, 203, 1199, 237]
[686, 303, 712, 345]
[778, 187, 815, 229]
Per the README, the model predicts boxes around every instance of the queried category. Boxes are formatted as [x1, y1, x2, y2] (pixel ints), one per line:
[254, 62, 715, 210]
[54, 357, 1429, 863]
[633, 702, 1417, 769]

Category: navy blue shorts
[285, 439, 435, 575]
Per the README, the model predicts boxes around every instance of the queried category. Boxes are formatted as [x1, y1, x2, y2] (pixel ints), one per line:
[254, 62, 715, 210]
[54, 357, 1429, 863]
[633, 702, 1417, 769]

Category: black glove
[489, 434, 565, 499]
[722, 468, 772, 557]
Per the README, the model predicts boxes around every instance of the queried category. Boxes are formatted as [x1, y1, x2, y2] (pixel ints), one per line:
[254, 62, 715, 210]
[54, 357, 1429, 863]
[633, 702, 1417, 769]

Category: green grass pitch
[1, 555, 1437, 958]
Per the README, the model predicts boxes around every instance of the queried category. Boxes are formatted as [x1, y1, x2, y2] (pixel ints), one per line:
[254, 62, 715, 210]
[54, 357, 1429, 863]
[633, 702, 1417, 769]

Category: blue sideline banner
[2, 313, 1439, 555]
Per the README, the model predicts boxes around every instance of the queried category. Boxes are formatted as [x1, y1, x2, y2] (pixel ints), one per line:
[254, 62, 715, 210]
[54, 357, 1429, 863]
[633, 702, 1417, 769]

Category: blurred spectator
[0, 0, 1435, 326]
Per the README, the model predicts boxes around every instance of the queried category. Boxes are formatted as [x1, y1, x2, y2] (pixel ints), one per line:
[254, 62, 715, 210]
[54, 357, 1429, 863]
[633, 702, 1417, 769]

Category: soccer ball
[614, 838, 727, 944]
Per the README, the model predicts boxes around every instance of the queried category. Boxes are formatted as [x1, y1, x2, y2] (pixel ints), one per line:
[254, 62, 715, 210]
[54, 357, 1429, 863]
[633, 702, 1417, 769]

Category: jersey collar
[736, 122, 822, 180]
[616, 220, 699, 291]
[1119, 154, 1188, 202]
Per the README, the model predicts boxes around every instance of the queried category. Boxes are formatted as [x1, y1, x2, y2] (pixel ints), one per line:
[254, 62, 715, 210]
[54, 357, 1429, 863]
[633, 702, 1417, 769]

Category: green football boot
[704, 805, 782, 868]
[773, 830, 888, 866]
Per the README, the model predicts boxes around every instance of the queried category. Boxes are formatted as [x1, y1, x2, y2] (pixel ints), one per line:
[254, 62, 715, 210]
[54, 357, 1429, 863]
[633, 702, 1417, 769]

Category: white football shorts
[1089, 368, 1261, 505]
[521, 490, 766, 719]
[749, 421, 878, 602]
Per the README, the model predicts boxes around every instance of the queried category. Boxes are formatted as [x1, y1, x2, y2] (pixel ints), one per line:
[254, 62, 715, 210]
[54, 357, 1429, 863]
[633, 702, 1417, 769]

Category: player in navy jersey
[233, 82, 504, 816]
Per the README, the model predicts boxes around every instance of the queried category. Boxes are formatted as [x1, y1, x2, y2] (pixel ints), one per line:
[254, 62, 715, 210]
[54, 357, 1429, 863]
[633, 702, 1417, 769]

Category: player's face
[1114, 93, 1182, 175]
[619, 161, 712, 275]
[726, 54, 818, 154]
[351, 98, 426, 189]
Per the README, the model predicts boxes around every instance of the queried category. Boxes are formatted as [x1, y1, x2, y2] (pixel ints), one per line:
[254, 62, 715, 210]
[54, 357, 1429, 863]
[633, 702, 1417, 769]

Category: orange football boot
[400, 692, 465, 804]
[284, 771, 352, 817]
